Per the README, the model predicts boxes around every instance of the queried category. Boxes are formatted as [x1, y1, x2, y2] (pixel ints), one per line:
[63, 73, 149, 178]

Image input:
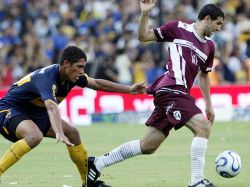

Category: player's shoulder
[29, 64, 59, 86]
[32, 64, 59, 78]
[177, 21, 193, 32]
[161, 20, 194, 34]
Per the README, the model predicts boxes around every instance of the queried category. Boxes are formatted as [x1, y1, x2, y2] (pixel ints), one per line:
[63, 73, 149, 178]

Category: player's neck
[59, 66, 67, 84]
[193, 22, 206, 39]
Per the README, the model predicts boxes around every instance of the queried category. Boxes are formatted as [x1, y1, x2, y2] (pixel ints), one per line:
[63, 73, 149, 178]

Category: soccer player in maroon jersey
[87, 1, 224, 187]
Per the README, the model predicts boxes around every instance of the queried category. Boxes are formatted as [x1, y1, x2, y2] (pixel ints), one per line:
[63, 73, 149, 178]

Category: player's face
[66, 58, 86, 82]
[204, 16, 224, 37]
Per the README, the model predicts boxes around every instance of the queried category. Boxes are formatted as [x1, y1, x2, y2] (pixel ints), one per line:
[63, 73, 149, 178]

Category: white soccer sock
[95, 140, 142, 172]
[190, 137, 208, 185]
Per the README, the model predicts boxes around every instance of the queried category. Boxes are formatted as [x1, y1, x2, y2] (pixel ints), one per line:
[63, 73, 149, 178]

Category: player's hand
[140, 0, 156, 12]
[205, 105, 215, 125]
[130, 82, 146, 94]
[56, 133, 75, 146]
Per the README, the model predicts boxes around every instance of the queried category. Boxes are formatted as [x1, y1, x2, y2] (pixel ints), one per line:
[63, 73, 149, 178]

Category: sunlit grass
[0, 121, 249, 187]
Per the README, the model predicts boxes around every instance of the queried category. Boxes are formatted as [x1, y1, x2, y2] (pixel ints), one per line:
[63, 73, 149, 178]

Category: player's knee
[195, 120, 211, 138]
[71, 127, 80, 136]
[142, 147, 157, 154]
[141, 142, 158, 154]
[143, 148, 156, 154]
[24, 131, 43, 148]
[65, 127, 81, 144]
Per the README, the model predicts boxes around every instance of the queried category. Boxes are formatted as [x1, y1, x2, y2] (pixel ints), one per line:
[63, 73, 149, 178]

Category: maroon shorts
[145, 86, 202, 136]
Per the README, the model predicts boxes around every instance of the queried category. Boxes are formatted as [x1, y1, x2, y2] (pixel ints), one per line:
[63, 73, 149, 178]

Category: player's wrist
[141, 11, 149, 16]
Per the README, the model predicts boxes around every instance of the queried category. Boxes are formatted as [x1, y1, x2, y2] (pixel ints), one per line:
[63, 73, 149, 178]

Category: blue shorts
[0, 106, 51, 142]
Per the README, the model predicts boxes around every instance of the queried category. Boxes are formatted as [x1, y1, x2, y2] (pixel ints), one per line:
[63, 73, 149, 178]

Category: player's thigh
[153, 89, 202, 131]
[0, 113, 42, 143]
[185, 113, 211, 138]
[16, 119, 43, 143]
[0, 114, 43, 148]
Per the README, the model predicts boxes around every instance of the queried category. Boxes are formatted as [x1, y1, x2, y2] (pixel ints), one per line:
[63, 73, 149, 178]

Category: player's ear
[63, 60, 70, 67]
[204, 15, 211, 22]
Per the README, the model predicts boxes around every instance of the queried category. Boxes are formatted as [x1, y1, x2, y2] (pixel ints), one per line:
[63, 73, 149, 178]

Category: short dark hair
[198, 4, 225, 21]
[59, 45, 87, 65]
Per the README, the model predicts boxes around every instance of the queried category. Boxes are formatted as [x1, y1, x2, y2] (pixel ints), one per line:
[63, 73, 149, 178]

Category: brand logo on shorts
[173, 110, 181, 120]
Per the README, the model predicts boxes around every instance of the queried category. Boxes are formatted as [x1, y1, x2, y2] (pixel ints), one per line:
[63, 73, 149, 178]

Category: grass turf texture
[0, 121, 249, 187]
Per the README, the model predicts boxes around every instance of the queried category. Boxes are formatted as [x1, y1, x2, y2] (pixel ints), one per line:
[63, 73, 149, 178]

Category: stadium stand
[0, 0, 250, 86]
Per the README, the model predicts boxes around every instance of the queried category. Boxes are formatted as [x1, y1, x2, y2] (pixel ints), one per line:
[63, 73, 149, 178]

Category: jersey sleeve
[75, 73, 88, 88]
[153, 20, 179, 42]
[32, 76, 58, 103]
[200, 41, 215, 72]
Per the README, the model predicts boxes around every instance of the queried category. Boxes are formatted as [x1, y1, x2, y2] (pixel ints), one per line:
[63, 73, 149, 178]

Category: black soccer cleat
[92, 180, 113, 187]
[188, 179, 217, 187]
[83, 180, 112, 187]
[87, 157, 101, 187]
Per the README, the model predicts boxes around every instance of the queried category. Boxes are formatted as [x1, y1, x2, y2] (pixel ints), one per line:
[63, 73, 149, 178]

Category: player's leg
[153, 86, 215, 186]
[45, 119, 88, 185]
[0, 115, 43, 176]
[185, 113, 215, 187]
[87, 126, 166, 186]
[95, 126, 165, 170]
[87, 97, 171, 185]
[91, 103, 170, 174]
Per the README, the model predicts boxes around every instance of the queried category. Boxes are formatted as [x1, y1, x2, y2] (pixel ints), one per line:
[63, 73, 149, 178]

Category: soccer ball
[215, 150, 242, 178]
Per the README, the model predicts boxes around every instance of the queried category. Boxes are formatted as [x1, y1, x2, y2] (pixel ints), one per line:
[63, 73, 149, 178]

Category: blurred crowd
[0, 0, 250, 87]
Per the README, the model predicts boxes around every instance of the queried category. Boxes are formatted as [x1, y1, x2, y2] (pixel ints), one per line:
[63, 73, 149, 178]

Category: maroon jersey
[148, 20, 215, 94]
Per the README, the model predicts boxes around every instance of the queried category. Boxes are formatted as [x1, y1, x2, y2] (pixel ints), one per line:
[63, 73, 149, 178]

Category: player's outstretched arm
[86, 77, 146, 94]
[138, 0, 157, 42]
[44, 99, 74, 146]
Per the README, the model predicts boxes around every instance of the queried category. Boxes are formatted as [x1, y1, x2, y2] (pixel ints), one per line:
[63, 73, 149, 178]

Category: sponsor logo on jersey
[52, 84, 57, 100]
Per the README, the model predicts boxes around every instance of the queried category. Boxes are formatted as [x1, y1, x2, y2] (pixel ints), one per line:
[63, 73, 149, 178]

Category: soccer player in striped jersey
[87, 1, 224, 187]
[0, 45, 146, 187]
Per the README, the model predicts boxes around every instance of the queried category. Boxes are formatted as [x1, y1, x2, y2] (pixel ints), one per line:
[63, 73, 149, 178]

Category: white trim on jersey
[156, 87, 187, 95]
[178, 21, 193, 32]
[173, 39, 207, 62]
[169, 43, 185, 86]
[178, 21, 207, 43]
[157, 27, 164, 39]
[178, 45, 188, 89]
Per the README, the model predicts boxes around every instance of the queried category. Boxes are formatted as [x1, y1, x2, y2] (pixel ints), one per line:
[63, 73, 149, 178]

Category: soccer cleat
[188, 179, 217, 187]
[83, 180, 109, 187]
[92, 180, 113, 187]
[87, 157, 101, 186]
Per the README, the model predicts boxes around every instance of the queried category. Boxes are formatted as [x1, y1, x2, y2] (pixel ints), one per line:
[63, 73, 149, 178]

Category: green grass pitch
[0, 121, 250, 187]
